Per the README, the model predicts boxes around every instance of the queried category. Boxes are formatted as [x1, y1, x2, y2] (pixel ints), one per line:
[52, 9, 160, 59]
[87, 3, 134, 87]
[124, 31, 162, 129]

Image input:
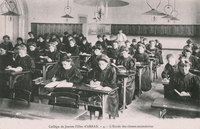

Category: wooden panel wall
[111, 24, 200, 37]
[31, 23, 83, 37]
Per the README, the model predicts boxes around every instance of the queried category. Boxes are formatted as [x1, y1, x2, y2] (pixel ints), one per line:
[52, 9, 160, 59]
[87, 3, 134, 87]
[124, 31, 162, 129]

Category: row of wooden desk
[37, 70, 136, 119]
[0, 57, 155, 120]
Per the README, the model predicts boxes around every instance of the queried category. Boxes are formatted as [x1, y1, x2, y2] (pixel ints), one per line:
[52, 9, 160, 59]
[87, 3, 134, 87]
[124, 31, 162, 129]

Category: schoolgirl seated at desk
[107, 41, 120, 63]
[133, 43, 152, 92]
[167, 60, 200, 101]
[124, 40, 135, 56]
[116, 46, 136, 108]
[40, 56, 83, 104]
[0, 35, 13, 51]
[37, 35, 46, 50]
[86, 54, 119, 119]
[52, 56, 83, 83]
[27, 42, 40, 61]
[85, 45, 103, 70]
[14, 37, 27, 49]
[1, 45, 35, 98]
[146, 40, 161, 66]
[79, 37, 92, 67]
[39, 42, 60, 79]
[161, 54, 177, 80]
[79, 37, 92, 55]
[181, 48, 200, 70]
[65, 39, 80, 56]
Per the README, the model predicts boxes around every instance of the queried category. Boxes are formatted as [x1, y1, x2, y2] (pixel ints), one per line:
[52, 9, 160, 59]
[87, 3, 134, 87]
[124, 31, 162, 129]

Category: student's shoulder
[109, 65, 117, 73]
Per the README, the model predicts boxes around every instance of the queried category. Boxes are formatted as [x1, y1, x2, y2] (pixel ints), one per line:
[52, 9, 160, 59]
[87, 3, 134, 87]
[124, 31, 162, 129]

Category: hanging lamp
[61, 0, 73, 21]
[73, 0, 129, 7]
[170, 0, 179, 22]
[0, 0, 20, 34]
[143, 0, 166, 16]
[162, 0, 174, 23]
[74, 0, 129, 22]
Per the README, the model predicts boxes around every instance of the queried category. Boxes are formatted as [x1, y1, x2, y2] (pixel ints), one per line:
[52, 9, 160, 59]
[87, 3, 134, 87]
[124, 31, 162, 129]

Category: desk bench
[151, 97, 200, 118]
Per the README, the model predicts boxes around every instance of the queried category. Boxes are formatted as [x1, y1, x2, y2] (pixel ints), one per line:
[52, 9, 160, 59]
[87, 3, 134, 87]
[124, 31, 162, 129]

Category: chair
[11, 88, 32, 104]
[50, 92, 80, 108]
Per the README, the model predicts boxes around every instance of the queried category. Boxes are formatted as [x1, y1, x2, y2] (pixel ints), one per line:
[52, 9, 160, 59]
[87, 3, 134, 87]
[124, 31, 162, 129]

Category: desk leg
[150, 61, 153, 82]
[9, 76, 13, 98]
[159, 108, 167, 118]
[102, 94, 106, 120]
[43, 65, 46, 81]
[39, 98, 42, 104]
[122, 77, 128, 113]
[138, 68, 142, 97]
[9, 76, 13, 89]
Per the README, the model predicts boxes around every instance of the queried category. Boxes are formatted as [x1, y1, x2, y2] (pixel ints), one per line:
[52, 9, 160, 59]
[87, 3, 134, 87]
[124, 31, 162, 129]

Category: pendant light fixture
[61, 0, 73, 21]
[143, 0, 166, 16]
[162, 0, 174, 22]
[0, 0, 20, 34]
[94, 0, 108, 22]
[170, 0, 179, 22]
[74, 0, 129, 22]
[0, 0, 20, 17]
[143, 0, 166, 22]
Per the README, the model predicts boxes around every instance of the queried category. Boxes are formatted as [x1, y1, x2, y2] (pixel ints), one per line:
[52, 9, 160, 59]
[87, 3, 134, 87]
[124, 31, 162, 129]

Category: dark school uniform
[87, 64, 119, 118]
[116, 56, 136, 105]
[134, 52, 152, 91]
[161, 63, 178, 79]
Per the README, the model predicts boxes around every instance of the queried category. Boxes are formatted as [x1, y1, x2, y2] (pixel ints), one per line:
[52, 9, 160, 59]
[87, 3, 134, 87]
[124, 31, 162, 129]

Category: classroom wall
[110, 0, 198, 24]
[26, 0, 199, 25]
[196, 0, 200, 24]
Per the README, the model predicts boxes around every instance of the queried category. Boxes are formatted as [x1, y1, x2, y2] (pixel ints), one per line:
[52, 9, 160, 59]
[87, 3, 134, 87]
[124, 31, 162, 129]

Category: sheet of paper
[56, 82, 73, 88]
[44, 81, 61, 88]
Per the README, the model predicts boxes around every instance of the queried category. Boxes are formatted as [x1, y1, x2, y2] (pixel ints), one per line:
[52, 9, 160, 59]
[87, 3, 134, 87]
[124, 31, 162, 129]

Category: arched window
[0, 0, 28, 44]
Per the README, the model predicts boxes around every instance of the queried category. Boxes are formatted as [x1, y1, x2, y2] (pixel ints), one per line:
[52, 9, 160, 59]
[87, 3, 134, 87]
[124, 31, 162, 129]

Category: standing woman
[87, 54, 119, 119]
[116, 29, 127, 47]
[134, 43, 152, 92]
[6, 44, 35, 92]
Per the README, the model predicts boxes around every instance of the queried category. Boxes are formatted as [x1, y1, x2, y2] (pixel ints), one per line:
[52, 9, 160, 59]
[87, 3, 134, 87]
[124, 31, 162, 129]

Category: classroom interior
[0, 0, 200, 123]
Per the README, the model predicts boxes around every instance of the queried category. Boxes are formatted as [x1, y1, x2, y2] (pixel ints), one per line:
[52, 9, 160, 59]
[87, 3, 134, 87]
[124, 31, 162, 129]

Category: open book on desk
[174, 89, 191, 97]
[45, 81, 73, 88]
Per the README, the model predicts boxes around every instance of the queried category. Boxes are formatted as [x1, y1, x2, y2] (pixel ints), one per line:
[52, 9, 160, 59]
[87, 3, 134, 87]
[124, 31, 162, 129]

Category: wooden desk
[151, 97, 200, 118]
[79, 54, 91, 62]
[0, 98, 87, 120]
[35, 62, 57, 81]
[0, 70, 30, 89]
[136, 64, 149, 96]
[189, 69, 200, 76]
[117, 71, 136, 113]
[38, 81, 119, 120]
[161, 80, 169, 98]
